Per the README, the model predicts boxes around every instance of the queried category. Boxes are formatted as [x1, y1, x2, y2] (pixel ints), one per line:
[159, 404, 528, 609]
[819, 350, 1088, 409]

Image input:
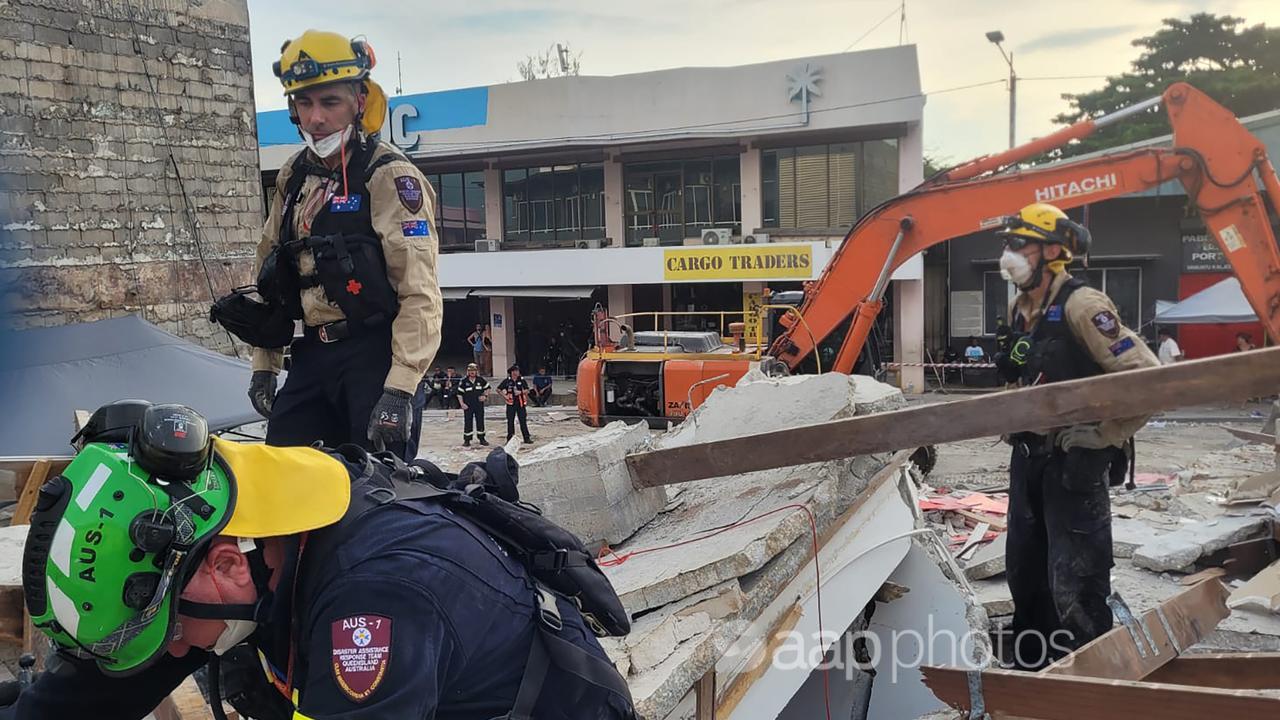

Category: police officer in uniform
[458, 362, 490, 446]
[498, 364, 534, 444]
[992, 203, 1159, 669]
[4, 403, 636, 719]
[244, 31, 442, 461]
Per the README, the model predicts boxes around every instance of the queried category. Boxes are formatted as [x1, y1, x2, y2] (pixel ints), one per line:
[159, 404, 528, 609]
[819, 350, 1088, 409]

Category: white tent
[1154, 277, 1258, 324]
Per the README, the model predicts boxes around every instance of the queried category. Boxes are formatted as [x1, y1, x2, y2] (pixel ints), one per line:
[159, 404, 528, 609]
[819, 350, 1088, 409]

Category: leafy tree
[1053, 13, 1280, 157]
[517, 44, 582, 81]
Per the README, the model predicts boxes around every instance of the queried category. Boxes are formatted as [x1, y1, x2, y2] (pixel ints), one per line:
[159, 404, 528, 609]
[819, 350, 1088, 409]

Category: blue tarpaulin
[0, 315, 262, 457]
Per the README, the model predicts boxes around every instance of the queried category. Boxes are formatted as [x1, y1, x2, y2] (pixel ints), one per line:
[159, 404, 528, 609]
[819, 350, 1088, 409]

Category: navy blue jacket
[7, 495, 631, 719]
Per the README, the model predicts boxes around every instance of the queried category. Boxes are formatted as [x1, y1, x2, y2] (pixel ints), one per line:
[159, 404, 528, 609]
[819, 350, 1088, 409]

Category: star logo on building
[786, 63, 823, 104]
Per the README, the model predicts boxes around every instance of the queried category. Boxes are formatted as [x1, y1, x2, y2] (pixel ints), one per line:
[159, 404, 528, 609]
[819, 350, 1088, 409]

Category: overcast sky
[246, 0, 1280, 163]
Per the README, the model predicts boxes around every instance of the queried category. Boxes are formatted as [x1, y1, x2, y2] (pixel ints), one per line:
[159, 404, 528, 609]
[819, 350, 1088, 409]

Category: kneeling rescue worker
[223, 30, 442, 460]
[992, 203, 1158, 669]
[4, 400, 637, 719]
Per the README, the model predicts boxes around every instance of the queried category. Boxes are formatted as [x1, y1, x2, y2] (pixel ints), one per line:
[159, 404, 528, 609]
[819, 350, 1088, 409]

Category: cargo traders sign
[663, 245, 814, 281]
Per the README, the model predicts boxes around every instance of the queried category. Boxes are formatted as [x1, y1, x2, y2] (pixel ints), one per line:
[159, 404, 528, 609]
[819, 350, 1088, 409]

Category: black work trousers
[266, 326, 408, 460]
[1005, 445, 1114, 670]
[464, 403, 486, 441]
[506, 402, 531, 442]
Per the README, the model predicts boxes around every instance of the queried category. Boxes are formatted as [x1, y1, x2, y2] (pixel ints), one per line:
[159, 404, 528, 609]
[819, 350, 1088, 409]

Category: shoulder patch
[1045, 305, 1063, 322]
[401, 219, 430, 237]
[331, 614, 392, 703]
[1091, 310, 1120, 338]
[394, 175, 424, 213]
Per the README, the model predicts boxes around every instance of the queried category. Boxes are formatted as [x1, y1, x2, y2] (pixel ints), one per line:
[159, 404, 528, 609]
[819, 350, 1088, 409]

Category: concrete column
[604, 156, 625, 247]
[894, 120, 926, 393]
[607, 284, 634, 319]
[490, 296, 517, 373]
[894, 280, 925, 393]
[484, 167, 503, 241]
[739, 145, 762, 236]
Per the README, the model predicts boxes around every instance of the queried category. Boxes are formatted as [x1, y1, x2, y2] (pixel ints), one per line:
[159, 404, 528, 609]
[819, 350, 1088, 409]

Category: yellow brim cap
[212, 437, 351, 538]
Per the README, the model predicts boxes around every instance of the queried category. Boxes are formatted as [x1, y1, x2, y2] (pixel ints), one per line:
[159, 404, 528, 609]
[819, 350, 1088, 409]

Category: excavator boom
[770, 83, 1280, 373]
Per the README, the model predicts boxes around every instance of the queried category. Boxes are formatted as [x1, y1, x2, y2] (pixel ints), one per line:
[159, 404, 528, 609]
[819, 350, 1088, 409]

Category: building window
[762, 138, 898, 231]
[1081, 267, 1142, 329]
[425, 171, 486, 252]
[624, 156, 741, 246]
[502, 163, 605, 247]
[982, 267, 1143, 335]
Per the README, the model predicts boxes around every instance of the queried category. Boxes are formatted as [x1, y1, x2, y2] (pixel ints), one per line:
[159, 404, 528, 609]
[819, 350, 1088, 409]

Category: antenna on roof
[556, 43, 570, 75]
[396, 51, 403, 95]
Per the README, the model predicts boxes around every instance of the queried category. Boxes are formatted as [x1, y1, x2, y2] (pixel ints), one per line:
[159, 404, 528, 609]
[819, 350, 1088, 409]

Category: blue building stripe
[257, 86, 489, 147]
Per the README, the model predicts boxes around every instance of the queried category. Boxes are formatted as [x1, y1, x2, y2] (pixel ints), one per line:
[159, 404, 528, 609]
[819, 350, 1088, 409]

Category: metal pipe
[869, 217, 914, 302]
[1093, 95, 1162, 129]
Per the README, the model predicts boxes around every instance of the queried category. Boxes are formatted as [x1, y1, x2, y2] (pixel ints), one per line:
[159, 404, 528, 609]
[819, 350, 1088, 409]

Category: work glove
[368, 388, 414, 450]
[247, 370, 277, 419]
[1057, 424, 1111, 451]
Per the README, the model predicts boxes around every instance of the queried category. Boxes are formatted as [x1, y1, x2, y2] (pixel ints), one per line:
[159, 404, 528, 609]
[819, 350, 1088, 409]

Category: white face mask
[212, 618, 258, 655]
[301, 124, 353, 159]
[999, 249, 1035, 287]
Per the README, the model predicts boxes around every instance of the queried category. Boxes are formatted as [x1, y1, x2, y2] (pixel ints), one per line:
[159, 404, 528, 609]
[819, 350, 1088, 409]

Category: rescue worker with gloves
[3, 400, 636, 719]
[991, 203, 1159, 669]
[221, 30, 442, 461]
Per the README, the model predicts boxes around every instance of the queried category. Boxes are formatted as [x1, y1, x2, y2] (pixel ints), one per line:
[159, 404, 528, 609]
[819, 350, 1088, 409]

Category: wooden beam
[11, 459, 50, 527]
[1143, 653, 1280, 689]
[695, 669, 716, 720]
[625, 347, 1280, 487]
[921, 665, 1280, 719]
[1041, 579, 1230, 681]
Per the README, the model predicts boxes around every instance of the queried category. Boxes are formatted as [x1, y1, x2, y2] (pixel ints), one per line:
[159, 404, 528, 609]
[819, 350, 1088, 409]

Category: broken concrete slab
[1132, 515, 1270, 572]
[1226, 469, 1280, 505]
[1112, 517, 1165, 559]
[963, 533, 1006, 580]
[1228, 559, 1280, 613]
[517, 421, 665, 549]
[972, 578, 1014, 617]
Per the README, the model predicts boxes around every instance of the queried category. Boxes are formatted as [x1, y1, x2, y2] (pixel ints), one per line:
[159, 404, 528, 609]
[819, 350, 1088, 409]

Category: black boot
[463, 435, 471, 447]
[478, 434, 489, 446]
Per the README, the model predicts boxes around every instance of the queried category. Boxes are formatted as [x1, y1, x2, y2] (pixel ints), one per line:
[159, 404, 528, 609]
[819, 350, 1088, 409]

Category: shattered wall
[0, 0, 259, 352]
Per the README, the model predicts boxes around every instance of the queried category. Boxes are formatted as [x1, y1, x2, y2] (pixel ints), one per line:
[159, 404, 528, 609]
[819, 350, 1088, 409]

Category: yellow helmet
[273, 30, 375, 95]
[997, 202, 1091, 257]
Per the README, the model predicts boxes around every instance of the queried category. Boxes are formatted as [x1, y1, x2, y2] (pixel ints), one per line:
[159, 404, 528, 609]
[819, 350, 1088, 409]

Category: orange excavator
[577, 83, 1280, 427]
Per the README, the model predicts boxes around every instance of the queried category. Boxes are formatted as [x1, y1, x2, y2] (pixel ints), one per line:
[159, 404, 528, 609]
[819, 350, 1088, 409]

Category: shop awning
[441, 287, 472, 300]
[469, 286, 597, 299]
[1154, 277, 1257, 324]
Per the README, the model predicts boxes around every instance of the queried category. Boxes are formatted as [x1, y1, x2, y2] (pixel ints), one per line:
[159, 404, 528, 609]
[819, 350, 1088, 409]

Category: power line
[1019, 75, 1112, 82]
[843, 3, 904, 52]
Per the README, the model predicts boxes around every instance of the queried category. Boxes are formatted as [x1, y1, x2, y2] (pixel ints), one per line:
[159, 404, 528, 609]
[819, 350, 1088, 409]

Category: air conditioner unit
[701, 228, 730, 245]
[474, 238, 500, 252]
[727, 234, 744, 244]
[576, 238, 603, 249]
[742, 233, 770, 244]
[642, 237, 661, 247]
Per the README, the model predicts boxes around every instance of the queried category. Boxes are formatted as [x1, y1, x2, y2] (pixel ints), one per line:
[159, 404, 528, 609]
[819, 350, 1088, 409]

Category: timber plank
[625, 346, 1280, 487]
[10, 460, 49, 527]
[1041, 579, 1230, 681]
[1143, 653, 1280, 689]
[921, 665, 1280, 720]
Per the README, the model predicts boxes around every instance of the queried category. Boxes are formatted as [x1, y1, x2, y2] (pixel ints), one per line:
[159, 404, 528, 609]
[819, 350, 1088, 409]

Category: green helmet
[23, 404, 234, 675]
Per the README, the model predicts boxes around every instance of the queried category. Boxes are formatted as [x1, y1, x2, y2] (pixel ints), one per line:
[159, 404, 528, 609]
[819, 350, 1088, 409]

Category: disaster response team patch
[332, 614, 392, 702]
[1091, 310, 1120, 338]
[394, 176, 424, 213]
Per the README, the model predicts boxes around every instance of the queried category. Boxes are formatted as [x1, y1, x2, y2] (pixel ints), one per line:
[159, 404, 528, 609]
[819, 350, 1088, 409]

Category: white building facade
[258, 45, 927, 388]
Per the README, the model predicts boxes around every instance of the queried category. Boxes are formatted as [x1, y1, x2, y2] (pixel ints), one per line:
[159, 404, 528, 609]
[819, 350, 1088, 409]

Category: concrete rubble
[1132, 515, 1269, 572]
[567, 371, 992, 720]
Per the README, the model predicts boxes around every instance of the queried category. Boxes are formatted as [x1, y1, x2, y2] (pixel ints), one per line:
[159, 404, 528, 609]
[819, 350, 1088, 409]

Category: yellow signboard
[662, 245, 813, 281]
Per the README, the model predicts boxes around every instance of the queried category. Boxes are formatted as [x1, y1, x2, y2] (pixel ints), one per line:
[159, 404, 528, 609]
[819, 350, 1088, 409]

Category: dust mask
[212, 618, 258, 655]
[301, 124, 353, 159]
[999, 250, 1034, 288]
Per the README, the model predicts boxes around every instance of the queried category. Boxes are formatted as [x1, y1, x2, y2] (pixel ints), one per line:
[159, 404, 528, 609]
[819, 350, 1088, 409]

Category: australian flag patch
[401, 219, 430, 237]
[330, 195, 362, 213]
[1045, 305, 1063, 322]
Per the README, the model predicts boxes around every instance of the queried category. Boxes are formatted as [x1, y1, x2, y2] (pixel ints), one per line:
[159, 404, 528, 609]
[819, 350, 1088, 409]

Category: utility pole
[396, 51, 403, 95]
[985, 30, 1016, 149]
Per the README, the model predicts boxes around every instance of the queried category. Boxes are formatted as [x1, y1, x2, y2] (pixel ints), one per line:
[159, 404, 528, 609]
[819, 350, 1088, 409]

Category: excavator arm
[771, 82, 1280, 374]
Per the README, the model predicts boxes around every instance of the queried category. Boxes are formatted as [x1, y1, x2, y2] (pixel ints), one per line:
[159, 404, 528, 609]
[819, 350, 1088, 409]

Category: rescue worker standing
[244, 31, 442, 461]
[498, 364, 534, 444]
[458, 362, 490, 446]
[992, 203, 1159, 669]
[4, 402, 636, 719]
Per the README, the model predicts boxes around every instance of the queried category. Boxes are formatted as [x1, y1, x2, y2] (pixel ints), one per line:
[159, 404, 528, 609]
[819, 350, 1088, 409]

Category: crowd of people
[413, 360, 559, 447]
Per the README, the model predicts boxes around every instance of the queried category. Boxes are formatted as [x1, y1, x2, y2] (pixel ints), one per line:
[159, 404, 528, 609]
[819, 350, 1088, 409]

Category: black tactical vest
[269, 140, 402, 329]
[1012, 277, 1103, 387]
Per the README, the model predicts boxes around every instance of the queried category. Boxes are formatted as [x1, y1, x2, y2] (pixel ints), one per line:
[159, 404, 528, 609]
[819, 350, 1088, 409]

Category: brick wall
[0, 0, 261, 354]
